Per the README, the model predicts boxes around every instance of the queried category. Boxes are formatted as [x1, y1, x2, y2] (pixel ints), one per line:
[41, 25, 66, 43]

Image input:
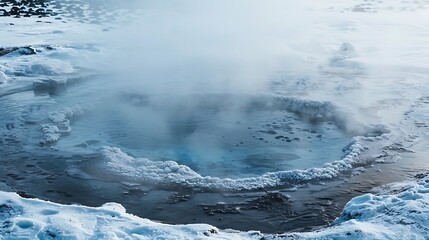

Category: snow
[0, 191, 256, 240]
[279, 175, 429, 239]
[98, 137, 372, 191]
[39, 104, 96, 145]
[1, 174, 429, 239]
[40, 124, 61, 145]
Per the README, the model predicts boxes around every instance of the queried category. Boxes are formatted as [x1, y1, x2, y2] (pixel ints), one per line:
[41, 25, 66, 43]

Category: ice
[40, 124, 61, 145]
[48, 93, 369, 178]
[38, 103, 95, 145]
[1, 174, 429, 239]
[283, 175, 429, 239]
[0, 190, 256, 239]
[97, 137, 369, 191]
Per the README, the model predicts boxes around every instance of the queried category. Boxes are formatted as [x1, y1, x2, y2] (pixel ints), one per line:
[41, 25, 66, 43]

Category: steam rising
[62, 0, 399, 176]
[103, 0, 317, 95]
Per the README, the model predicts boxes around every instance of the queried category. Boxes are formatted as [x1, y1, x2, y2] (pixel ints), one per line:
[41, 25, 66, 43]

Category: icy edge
[99, 134, 381, 191]
[1, 174, 429, 239]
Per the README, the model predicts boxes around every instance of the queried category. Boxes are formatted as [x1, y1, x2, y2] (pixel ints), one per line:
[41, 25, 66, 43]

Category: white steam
[103, 0, 319, 94]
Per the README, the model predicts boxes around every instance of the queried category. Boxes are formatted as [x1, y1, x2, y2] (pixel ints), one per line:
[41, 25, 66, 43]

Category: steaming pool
[56, 92, 352, 178]
[2, 0, 429, 238]
[0, 75, 379, 232]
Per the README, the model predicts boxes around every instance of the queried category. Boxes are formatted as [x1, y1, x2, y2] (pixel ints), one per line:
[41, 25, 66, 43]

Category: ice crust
[1, 174, 429, 239]
[280, 175, 429, 239]
[0, 190, 255, 239]
[38, 94, 389, 190]
[39, 104, 95, 145]
[99, 135, 369, 191]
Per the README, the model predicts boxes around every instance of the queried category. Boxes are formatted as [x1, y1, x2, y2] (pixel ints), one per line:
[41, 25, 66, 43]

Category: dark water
[1, 139, 428, 233]
[1, 88, 428, 233]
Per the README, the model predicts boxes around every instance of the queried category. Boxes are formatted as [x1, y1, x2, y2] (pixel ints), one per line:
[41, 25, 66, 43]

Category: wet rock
[17, 46, 37, 55]
[0, 47, 18, 56]
[203, 202, 241, 215]
[16, 191, 36, 198]
[0, 203, 19, 220]
[123, 188, 147, 196]
[46, 189, 72, 198]
[415, 172, 428, 179]
[0, 46, 37, 56]
[166, 192, 193, 204]
[260, 130, 277, 135]
[203, 229, 218, 236]
[202, 192, 292, 216]
[247, 192, 291, 210]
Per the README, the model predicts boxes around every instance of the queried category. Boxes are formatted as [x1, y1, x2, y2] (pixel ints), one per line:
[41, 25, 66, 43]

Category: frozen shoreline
[1, 173, 428, 239]
[2, 0, 429, 237]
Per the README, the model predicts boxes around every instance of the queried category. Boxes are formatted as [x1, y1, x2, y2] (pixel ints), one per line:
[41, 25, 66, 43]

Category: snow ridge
[99, 135, 378, 191]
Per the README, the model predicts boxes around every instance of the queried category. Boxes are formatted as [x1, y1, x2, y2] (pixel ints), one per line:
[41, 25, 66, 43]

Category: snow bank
[276, 174, 429, 239]
[99, 136, 373, 191]
[1, 174, 429, 239]
[0, 191, 256, 240]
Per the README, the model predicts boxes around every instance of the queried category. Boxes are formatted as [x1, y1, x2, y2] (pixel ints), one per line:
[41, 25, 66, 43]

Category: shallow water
[55, 91, 352, 178]
[1, 0, 429, 234]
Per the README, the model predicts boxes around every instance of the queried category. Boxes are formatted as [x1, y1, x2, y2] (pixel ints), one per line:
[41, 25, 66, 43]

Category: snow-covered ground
[1, 174, 429, 239]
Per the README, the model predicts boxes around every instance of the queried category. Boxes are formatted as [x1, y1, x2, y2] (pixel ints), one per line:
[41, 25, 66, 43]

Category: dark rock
[17, 46, 37, 55]
[16, 191, 36, 198]
[166, 192, 193, 204]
